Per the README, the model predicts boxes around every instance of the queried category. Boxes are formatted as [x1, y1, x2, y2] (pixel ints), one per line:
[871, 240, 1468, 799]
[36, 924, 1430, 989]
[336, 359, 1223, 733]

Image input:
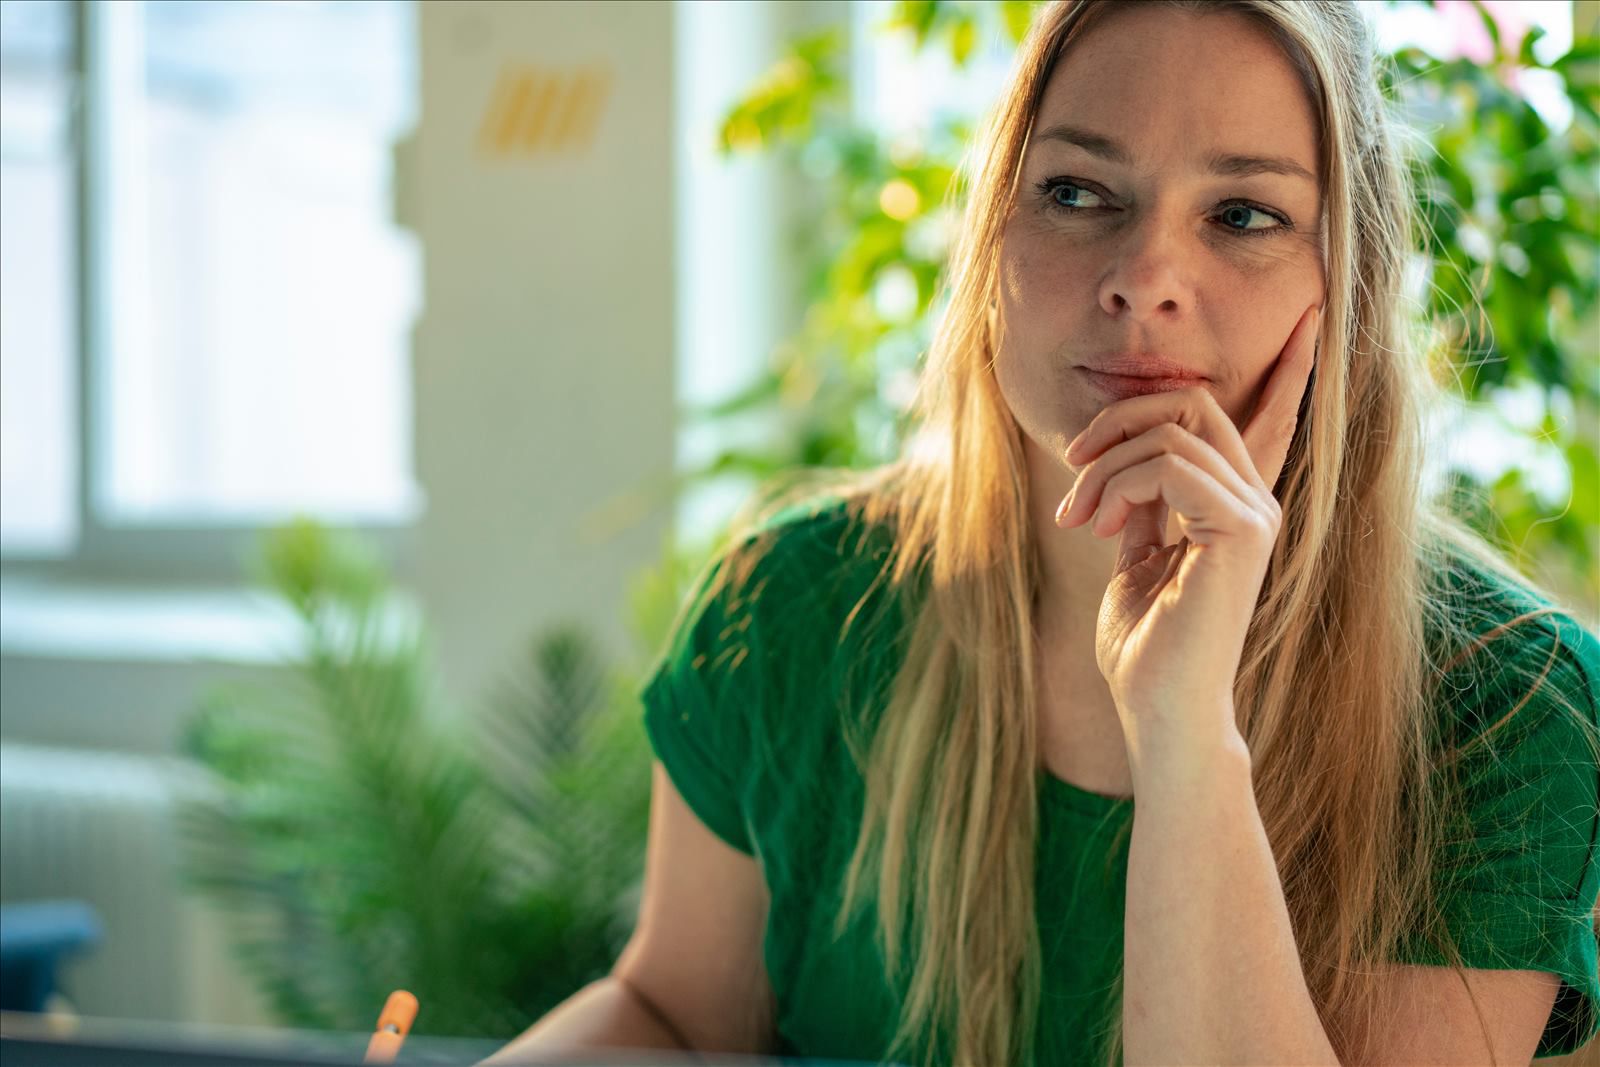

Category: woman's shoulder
[1408, 549, 1600, 1061]
[1426, 545, 1597, 669]
[716, 490, 901, 608]
[1422, 543, 1599, 747]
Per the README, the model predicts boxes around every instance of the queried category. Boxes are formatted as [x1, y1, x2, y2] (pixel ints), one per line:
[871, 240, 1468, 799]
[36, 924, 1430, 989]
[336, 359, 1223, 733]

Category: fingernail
[1055, 491, 1074, 527]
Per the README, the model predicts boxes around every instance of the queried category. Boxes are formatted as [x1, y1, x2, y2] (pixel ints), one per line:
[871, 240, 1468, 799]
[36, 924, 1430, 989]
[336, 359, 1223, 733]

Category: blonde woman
[487, 2, 1600, 1065]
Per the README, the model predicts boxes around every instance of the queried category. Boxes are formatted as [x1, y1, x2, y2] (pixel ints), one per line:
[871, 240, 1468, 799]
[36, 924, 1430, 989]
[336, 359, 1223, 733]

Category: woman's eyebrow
[1032, 122, 1317, 185]
[1033, 123, 1133, 164]
[1204, 150, 1317, 184]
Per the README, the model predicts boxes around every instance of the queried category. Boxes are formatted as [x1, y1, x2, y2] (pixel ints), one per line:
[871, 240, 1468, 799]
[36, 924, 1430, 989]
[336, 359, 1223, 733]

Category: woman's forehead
[1032, 7, 1320, 181]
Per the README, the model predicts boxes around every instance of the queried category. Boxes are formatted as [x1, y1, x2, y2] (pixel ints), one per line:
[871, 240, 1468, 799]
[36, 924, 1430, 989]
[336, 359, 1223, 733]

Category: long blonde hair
[694, 2, 1600, 1064]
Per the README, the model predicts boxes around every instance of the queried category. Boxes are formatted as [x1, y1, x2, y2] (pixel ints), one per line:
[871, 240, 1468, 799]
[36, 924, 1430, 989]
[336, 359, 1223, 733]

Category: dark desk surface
[0, 1011, 890, 1066]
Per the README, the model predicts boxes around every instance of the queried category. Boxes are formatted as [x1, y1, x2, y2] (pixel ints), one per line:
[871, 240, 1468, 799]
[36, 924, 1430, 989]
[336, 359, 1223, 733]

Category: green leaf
[1517, 25, 1548, 69]
[950, 17, 976, 67]
[681, 369, 784, 420]
[1467, 0, 1502, 60]
[1568, 436, 1600, 527]
[1000, 0, 1036, 45]
[889, 0, 939, 48]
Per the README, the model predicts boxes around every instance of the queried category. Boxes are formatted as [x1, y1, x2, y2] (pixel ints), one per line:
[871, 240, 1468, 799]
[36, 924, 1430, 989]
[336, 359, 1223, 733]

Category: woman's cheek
[1004, 246, 1091, 325]
[1026, 235, 1099, 298]
[1218, 231, 1327, 298]
[1211, 236, 1308, 281]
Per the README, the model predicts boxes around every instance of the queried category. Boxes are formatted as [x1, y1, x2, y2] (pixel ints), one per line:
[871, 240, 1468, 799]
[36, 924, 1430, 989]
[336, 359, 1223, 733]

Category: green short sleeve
[639, 546, 763, 857]
[1402, 611, 1600, 1059]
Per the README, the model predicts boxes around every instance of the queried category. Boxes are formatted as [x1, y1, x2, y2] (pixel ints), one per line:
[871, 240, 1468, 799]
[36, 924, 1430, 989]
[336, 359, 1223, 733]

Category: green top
[640, 495, 1600, 1064]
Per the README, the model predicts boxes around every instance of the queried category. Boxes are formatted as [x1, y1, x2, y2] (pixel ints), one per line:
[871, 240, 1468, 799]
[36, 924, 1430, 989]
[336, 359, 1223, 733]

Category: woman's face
[995, 5, 1327, 461]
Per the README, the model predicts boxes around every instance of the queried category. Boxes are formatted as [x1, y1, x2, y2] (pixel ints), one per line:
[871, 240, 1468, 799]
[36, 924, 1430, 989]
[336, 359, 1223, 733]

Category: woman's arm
[1122, 729, 1342, 1066]
[481, 755, 777, 1064]
[1123, 717, 1568, 1066]
[476, 975, 699, 1065]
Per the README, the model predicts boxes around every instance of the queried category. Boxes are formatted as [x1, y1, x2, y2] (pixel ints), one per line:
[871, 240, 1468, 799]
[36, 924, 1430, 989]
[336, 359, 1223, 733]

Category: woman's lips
[1075, 367, 1209, 399]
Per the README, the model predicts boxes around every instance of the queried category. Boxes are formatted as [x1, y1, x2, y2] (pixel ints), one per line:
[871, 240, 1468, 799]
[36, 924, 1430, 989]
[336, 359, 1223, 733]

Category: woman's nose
[1096, 216, 1197, 321]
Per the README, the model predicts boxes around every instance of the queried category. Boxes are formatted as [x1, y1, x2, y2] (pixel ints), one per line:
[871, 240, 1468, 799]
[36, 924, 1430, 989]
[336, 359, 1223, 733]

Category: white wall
[402, 0, 679, 709]
[405, 0, 845, 715]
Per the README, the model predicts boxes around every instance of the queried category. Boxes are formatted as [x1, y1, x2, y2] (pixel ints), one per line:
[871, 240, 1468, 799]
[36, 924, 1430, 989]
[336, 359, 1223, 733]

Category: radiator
[0, 742, 271, 1026]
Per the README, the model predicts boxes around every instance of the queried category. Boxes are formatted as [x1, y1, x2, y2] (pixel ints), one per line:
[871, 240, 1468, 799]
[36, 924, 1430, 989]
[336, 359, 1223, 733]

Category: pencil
[363, 989, 419, 1064]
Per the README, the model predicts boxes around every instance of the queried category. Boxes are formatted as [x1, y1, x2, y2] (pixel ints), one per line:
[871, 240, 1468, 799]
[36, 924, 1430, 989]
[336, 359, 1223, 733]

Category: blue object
[0, 900, 103, 1013]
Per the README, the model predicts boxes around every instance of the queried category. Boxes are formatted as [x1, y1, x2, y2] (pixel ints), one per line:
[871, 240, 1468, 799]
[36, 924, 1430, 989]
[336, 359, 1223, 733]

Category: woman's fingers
[1057, 421, 1258, 529]
[1240, 303, 1320, 491]
[1065, 383, 1262, 493]
[1077, 452, 1275, 548]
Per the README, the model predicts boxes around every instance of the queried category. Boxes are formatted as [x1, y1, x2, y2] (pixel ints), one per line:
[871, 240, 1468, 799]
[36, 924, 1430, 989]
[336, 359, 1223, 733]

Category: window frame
[0, 0, 420, 587]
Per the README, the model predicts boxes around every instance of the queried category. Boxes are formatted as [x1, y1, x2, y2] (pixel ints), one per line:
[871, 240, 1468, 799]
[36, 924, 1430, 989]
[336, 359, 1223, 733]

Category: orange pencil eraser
[376, 990, 419, 1038]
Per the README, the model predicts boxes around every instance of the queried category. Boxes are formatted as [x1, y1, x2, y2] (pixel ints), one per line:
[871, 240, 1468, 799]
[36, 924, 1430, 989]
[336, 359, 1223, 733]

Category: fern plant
[175, 516, 663, 1038]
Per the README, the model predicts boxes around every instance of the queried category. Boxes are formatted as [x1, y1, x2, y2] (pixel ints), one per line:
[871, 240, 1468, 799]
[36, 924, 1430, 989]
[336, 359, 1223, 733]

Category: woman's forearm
[477, 975, 699, 1065]
[1123, 726, 1342, 1065]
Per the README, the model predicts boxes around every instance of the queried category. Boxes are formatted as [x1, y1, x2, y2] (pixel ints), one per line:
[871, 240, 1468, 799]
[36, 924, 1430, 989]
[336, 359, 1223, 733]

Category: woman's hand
[1053, 304, 1320, 770]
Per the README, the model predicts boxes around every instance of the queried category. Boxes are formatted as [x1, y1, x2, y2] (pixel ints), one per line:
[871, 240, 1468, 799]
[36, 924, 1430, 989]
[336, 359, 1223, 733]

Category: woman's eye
[1214, 202, 1287, 235]
[1037, 178, 1107, 212]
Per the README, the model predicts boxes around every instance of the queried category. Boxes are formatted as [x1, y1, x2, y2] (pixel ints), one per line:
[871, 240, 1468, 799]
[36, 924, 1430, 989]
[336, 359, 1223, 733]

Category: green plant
[696, 0, 1599, 620]
[1384, 5, 1599, 614]
[175, 516, 685, 1037]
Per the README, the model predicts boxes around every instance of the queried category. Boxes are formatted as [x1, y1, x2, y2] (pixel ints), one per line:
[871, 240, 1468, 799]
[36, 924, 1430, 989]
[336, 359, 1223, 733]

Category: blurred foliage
[700, 0, 1600, 619]
[1383, 8, 1599, 612]
[176, 517, 674, 1037]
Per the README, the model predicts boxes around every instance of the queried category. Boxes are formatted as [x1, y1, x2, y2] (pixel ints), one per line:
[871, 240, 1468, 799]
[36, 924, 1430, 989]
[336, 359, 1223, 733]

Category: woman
[492, 2, 1600, 1065]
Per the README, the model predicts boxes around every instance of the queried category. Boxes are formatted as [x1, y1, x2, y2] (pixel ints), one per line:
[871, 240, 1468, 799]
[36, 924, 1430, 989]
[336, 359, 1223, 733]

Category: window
[0, 0, 75, 556]
[0, 0, 421, 581]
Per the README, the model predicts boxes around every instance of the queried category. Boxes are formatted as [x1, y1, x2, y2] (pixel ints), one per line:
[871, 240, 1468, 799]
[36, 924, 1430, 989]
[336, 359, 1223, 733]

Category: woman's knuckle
[1155, 422, 1188, 448]
[1251, 506, 1280, 539]
[1156, 452, 1187, 476]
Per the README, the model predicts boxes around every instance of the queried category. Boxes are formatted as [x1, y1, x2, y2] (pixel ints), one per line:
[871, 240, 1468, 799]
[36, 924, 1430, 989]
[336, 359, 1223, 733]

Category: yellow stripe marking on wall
[479, 64, 612, 158]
